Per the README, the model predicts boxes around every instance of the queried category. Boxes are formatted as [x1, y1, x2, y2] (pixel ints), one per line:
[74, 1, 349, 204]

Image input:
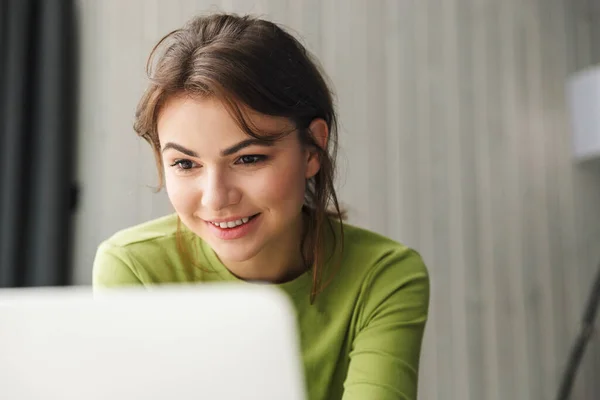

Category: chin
[209, 240, 263, 264]
[179, 212, 271, 263]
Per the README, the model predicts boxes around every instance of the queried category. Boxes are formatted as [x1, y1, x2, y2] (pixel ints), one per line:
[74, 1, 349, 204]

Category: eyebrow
[161, 139, 274, 158]
[161, 142, 199, 157]
[220, 138, 274, 156]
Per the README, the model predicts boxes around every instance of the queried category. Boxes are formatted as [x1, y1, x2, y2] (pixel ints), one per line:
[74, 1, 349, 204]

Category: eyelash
[169, 155, 267, 172]
[235, 155, 267, 165]
[170, 159, 197, 171]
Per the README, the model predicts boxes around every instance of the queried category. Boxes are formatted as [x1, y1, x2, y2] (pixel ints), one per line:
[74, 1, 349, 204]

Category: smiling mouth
[208, 214, 260, 229]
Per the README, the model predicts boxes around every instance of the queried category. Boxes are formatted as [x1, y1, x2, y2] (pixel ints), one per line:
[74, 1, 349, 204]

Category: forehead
[157, 95, 294, 144]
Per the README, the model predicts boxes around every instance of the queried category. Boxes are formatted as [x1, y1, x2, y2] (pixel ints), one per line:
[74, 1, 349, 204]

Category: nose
[200, 169, 240, 211]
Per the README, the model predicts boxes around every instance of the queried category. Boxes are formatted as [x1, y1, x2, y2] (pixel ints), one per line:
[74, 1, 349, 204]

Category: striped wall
[73, 1, 600, 398]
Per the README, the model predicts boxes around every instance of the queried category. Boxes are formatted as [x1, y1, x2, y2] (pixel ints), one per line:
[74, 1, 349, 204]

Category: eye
[170, 159, 198, 171]
[235, 155, 267, 165]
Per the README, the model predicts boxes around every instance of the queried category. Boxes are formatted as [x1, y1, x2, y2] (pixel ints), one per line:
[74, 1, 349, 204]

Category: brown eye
[171, 159, 197, 170]
[236, 155, 266, 165]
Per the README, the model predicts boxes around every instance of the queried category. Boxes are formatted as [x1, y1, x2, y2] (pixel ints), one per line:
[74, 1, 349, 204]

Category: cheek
[252, 162, 306, 209]
[165, 175, 199, 215]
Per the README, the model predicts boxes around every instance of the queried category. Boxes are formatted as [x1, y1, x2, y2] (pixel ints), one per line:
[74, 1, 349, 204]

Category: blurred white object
[567, 65, 600, 161]
[0, 284, 306, 400]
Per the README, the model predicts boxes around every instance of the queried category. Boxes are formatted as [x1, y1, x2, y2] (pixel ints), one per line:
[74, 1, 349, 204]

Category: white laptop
[0, 284, 307, 400]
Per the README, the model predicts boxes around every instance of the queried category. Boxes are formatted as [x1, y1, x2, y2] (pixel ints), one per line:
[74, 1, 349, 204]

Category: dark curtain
[0, 0, 78, 287]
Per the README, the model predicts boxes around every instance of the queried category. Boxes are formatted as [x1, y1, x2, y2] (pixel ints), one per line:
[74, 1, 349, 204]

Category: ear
[305, 118, 329, 179]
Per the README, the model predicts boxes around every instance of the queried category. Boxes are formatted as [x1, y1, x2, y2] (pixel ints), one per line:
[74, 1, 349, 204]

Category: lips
[208, 214, 258, 229]
[205, 213, 261, 240]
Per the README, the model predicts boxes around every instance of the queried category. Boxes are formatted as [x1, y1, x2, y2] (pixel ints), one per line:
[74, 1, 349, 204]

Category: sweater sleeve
[342, 249, 430, 400]
[92, 241, 144, 289]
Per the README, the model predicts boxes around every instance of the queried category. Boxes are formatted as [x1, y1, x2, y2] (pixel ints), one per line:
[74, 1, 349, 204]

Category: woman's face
[157, 95, 321, 266]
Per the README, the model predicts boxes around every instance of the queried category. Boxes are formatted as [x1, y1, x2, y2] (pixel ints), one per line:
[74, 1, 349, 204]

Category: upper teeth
[212, 217, 250, 229]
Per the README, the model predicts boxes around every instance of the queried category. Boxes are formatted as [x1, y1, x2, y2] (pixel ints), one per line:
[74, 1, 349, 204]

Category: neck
[220, 211, 308, 284]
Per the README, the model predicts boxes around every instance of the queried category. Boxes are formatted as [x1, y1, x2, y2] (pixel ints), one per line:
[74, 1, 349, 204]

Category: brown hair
[133, 13, 344, 303]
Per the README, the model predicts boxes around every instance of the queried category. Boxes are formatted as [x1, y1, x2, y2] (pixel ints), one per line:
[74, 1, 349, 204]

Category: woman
[93, 13, 429, 400]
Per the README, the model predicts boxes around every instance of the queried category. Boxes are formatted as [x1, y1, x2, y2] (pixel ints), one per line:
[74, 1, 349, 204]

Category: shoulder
[93, 213, 186, 287]
[329, 223, 429, 399]
[98, 213, 187, 262]
[340, 221, 429, 281]
[102, 213, 180, 248]
[335, 221, 430, 321]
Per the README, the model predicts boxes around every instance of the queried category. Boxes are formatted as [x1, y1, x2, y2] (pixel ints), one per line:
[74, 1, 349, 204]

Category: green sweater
[93, 214, 430, 400]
